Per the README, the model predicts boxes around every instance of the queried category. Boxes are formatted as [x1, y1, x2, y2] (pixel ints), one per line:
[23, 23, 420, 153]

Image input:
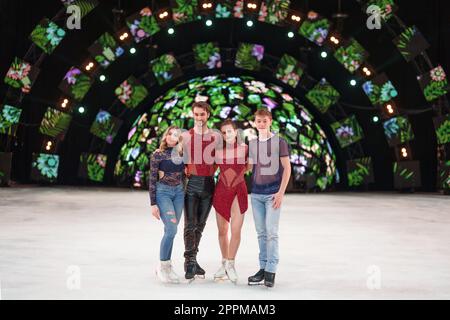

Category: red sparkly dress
[212, 143, 249, 222]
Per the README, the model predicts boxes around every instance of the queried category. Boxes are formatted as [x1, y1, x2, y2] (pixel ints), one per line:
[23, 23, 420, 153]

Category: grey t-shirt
[249, 134, 290, 194]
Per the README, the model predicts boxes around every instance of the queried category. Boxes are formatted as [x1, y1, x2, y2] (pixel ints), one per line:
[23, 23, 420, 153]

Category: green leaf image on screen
[193, 43, 222, 69]
[347, 157, 373, 187]
[0, 104, 22, 136]
[433, 114, 450, 145]
[306, 79, 340, 114]
[383, 116, 414, 146]
[39, 108, 72, 139]
[31, 153, 59, 182]
[89, 33, 124, 69]
[393, 161, 421, 189]
[334, 39, 367, 73]
[126, 7, 160, 43]
[59, 67, 92, 101]
[235, 43, 264, 71]
[115, 75, 337, 190]
[275, 54, 303, 88]
[151, 54, 182, 85]
[362, 74, 398, 106]
[439, 161, 450, 190]
[61, 0, 98, 18]
[215, 1, 233, 18]
[79, 153, 107, 182]
[115, 77, 148, 109]
[258, 0, 290, 25]
[4, 57, 40, 94]
[331, 115, 364, 148]
[30, 19, 66, 54]
[366, 0, 396, 21]
[171, 0, 199, 25]
[393, 26, 429, 62]
[418, 66, 449, 102]
[298, 11, 330, 46]
[90, 110, 123, 144]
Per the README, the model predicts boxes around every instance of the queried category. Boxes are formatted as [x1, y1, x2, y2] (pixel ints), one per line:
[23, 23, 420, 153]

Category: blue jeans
[156, 182, 184, 261]
[251, 193, 281, 273]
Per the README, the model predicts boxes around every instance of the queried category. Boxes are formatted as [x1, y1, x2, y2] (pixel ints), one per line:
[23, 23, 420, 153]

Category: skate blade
[248, 281, 264, 286]
[214, 276, 228, 282]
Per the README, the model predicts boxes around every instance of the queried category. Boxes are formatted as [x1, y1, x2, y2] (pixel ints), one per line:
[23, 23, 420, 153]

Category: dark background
[0, 0, 449, 191]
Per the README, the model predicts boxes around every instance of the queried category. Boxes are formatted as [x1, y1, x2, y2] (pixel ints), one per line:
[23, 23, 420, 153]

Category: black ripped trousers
[183, 175, 215, 263]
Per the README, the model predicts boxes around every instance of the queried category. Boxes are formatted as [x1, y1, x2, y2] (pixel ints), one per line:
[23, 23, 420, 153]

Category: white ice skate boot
[225, 259, 238, 284]
[157, 260, 179, 284]
[214, 259, 228, 281]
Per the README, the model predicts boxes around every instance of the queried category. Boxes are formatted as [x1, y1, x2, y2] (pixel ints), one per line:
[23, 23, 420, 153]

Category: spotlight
[202, 2, 213, 9]
[61, 98, 69, 109]
[362, 66, 372, 77]
[372, 115, 379, 123]
[199, 1, 214, 15]
[119, 32, 129, 41]
[350, 79, 357, 86]
[291, 14, 301, 22]
[205, 19, 213, 27]
[386, 103, 394, 114]
[168, 27, 175, 35]
[99, 75, 106, 82]
[159, 10, 169, 20]
[330, 35, 340, 45]
[129, 47, 137, 54]
[78, 106, 86, 114]
[85, 61, 95, 72]
[287, 31, 294, 38]
[320, 51, 328, 58]
[45, 141, 53, 151]
[246, 20, 254, 27]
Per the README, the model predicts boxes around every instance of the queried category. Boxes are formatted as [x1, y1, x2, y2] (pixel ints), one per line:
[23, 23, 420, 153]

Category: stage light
[45, 141, 53, 151]
[330, 36, 340, 45]
[287, 31, 294, 38]
[119, 32, 129, 41]
[386, 103, 395, 114]
[129, 47, 136, 54]
[99, 75, 106, 82]
[246, 20, 254, 27]
[202, 2, 213, 9]
[372, 116, 379, 123]
[350, 79, 357, 86]
[401, 147, 408, 158]
[168, 27, 175, 35]
[247, 2, 258, 10]
[320, 51, 328, 58]
[362, 66, 372, 77]
[61, 98, 69, 109]
[291, 14, 301, 22]
[78, 106, 85, 114]
[205, 19, 213, 27]
[159, 10, 169, 20]
[85, 61, 95, 71]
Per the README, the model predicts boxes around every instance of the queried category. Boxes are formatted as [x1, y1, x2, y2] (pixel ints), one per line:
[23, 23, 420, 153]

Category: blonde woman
[149, 126, 184, 284]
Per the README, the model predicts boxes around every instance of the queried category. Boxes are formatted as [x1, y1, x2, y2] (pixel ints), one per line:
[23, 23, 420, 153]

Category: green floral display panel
[215, 0, 234, 18]
[4, 57, 40, 94]
[393, 26, 429, 62]
[438, 161, 450, 190]
[31, 153, 60, 183]
[126, 7, 160, 43]
[78, 153, 107, 182]
[39, 107, 72, 140]
[30, 19, 66, 54]
[0, 104, 22, 136]
[235, 43, 265, 71]
[393, 161, 421, 189]
[362, 73, 398, 107]
[334, 39, 368, 73]
[171, 0, 200, 25]
[90, 110, 123, 144]
[331, 115, 364, 148]
[383, 116, 414, 147]
[275, 54, 303, 88]
[115, 76, 148, 109]
[150, 54, 183, 86]
[418, 66, 449, 102]
[59, 67, 92, 101]
[306, 78, 340, 114]
[433, 114, 450, 145]
[88, 32, 124, 69]
[193, 42, 222, 70]
[258, 0, 290, 26]
[365, 0, 397, 22]
[0, 152, 12, 185]
[115, 74, 337, 190]
[298, 11, 330, 46]
[347, 157, 374, 187]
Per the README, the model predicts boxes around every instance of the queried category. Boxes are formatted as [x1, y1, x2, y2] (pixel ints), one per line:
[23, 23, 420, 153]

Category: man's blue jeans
[250, 193, 281, 273]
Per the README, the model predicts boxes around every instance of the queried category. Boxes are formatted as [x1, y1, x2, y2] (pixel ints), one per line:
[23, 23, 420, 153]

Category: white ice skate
[214, 259, 228, 281]
[156, 260, 180, 284]
[225, 259, 238, 284]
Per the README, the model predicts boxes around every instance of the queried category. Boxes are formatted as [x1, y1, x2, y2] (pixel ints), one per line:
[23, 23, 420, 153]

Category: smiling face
[165, 128, 181, 146]
[255, 115, 272, 134]
[220, 124, 237, 144]
[193, 106, 209, 128]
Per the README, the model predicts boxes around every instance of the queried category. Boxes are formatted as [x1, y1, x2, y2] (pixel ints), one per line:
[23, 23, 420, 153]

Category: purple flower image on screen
[252, 45, 264, 61]
[64, 68, 81, 85]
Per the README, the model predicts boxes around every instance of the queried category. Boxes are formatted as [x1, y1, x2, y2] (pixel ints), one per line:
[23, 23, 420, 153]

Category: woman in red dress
[212, 119, 250, 284]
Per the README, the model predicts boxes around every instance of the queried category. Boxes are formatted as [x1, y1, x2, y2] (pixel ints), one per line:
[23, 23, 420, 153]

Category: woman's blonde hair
[158, 126, 183, 155]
